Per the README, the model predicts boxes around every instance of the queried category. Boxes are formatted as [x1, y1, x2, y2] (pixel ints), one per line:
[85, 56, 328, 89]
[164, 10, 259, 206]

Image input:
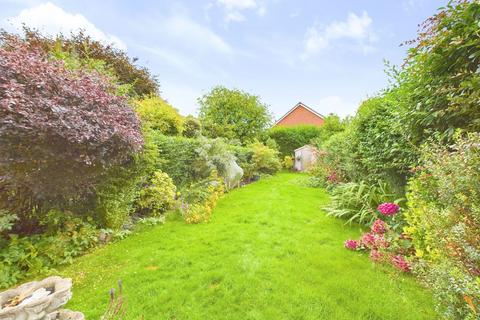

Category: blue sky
[0, 0, 446, 119]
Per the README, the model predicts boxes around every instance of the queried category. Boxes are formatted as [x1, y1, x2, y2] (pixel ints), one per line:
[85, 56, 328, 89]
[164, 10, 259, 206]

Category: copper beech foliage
[21, 28, 159, 97]
[0, 34, 143, 210]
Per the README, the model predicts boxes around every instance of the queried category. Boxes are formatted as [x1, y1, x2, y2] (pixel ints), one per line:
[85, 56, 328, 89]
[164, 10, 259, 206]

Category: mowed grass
[60, 172, 436, 319]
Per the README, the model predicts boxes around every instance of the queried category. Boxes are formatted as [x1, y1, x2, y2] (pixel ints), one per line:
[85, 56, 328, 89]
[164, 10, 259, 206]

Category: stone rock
[45, 310, 85, 320]
[0, 276, 83, 320]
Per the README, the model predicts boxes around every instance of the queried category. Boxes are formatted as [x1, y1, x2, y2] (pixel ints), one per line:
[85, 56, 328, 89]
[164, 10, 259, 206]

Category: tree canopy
[134, 95, 184, 136]
[198, 86, 272, 144]
[19, 28, 159, 98]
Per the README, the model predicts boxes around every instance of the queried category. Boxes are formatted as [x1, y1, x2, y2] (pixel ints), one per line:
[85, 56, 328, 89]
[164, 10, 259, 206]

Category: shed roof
[294, 144, 318, 152]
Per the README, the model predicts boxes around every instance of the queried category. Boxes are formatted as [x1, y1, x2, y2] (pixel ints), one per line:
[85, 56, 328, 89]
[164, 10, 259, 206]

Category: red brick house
[274, 102, 325, 127]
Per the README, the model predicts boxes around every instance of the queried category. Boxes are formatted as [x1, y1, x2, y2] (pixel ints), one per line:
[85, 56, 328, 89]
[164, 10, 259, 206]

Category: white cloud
[4, 2, 126, 50]
[301, 11, 376, 59]
[163, 15, 232, 54]
[402, 0, 426, 12]
[317, 96, 358, 118]
[216, 0, 266, 22]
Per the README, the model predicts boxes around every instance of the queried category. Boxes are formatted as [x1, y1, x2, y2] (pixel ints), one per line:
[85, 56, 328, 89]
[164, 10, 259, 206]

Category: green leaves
[134, 95, 184, 136]
[268, 125, 324, 157]
[198, 86, 273, 144]
[324, 180, 400, 226]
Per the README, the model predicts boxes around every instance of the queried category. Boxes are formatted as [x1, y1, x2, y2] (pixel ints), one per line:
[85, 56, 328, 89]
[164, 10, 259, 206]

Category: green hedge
[152, 134, 204, 187]
[267, 125, 322, 157]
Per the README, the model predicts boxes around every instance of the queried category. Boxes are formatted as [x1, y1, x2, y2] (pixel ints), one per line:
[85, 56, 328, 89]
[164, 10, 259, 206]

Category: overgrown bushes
[310, 1, 480, 318]
[153, 134, 281, 187]
[0, 33, 143, 219]
[404, 134, 480, 319]
[180, 171, 225, 224]
[134, 96, 184, 135]
[268, 115, 345, 157]
[137, 171, 176, 217]
[0, 27, 279, 291]
[249, 141, 281, 175]
[152, 135, 204, 187]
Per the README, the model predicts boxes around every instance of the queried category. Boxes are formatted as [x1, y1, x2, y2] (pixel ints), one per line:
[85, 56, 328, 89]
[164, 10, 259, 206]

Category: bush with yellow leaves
[180, 170, 224, 224]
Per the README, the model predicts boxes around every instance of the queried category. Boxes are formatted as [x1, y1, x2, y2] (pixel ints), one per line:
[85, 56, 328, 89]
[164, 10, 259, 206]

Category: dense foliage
[199, 86, 272, 144]
[405, 134, 480, 319]
[22, 28, 159, 97]
[0, 34, 143, 216]
[180, 170, 225, 224]
[324, 181, 400, 226]
[267, 125, 323, 157]
[153, 135, 204, 187]
[249, 141, 282, 175]
[268, 115, 345, 157]
[0, 218, 100, 288]
[153, 134, 280, 187]
[134, 95, 184, 135]
[183, 115, 201, 138]
[310, 1, 480, 318]
[400, 0, 480, 143]
[310, 114, 347, 148]
[138, 170, 177, 217]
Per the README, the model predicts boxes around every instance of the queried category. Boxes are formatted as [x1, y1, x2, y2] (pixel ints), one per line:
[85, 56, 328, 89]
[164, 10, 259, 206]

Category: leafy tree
[0, 34, 143, 213]
[20, 28, 159, 97]
[311, 114, 347, 147]
[198, 86, 272, 144]
[398, 0, 480, 143]
[183, 115, 201, 138]
[134, 95, 184, 135]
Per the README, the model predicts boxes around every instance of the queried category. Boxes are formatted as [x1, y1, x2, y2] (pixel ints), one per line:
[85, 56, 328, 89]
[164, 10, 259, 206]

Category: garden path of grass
[61, 172, 436, 319]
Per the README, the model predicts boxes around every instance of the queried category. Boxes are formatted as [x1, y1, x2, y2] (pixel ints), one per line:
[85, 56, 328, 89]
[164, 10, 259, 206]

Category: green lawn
[61, 172, 436, 319]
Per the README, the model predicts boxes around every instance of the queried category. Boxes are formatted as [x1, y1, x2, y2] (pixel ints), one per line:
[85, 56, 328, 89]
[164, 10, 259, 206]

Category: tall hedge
[267, 125, 323, 157]
[152, 134, 204, 187]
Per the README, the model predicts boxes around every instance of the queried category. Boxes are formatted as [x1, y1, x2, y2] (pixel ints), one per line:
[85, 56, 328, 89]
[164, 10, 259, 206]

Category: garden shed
[294, 145, 318, 171]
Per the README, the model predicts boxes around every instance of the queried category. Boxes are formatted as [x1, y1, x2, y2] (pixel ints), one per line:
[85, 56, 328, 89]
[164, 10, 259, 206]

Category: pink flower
[369, 249, 384, 262]
[391, 255, 411, 272]
[370, 219, 388, 234]
[361, 232, 376, 248]
[377, 202, 400, 216]
[373, 235, 389, 249]
[344, 239, 359, 250]
[327, 172, 339, 183]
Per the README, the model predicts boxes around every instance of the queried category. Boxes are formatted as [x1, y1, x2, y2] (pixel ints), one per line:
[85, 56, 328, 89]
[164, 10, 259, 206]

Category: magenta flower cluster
[371, 219, 388, 234]
[361, 232, 376, 248]
[343, 210, 411, 273]
[369, 249, 383, 262]
[377, 202, 400, 216]
[361, 232, 388, 249]
[391, 255, 411, 272]
[344, 239, 359, 250]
